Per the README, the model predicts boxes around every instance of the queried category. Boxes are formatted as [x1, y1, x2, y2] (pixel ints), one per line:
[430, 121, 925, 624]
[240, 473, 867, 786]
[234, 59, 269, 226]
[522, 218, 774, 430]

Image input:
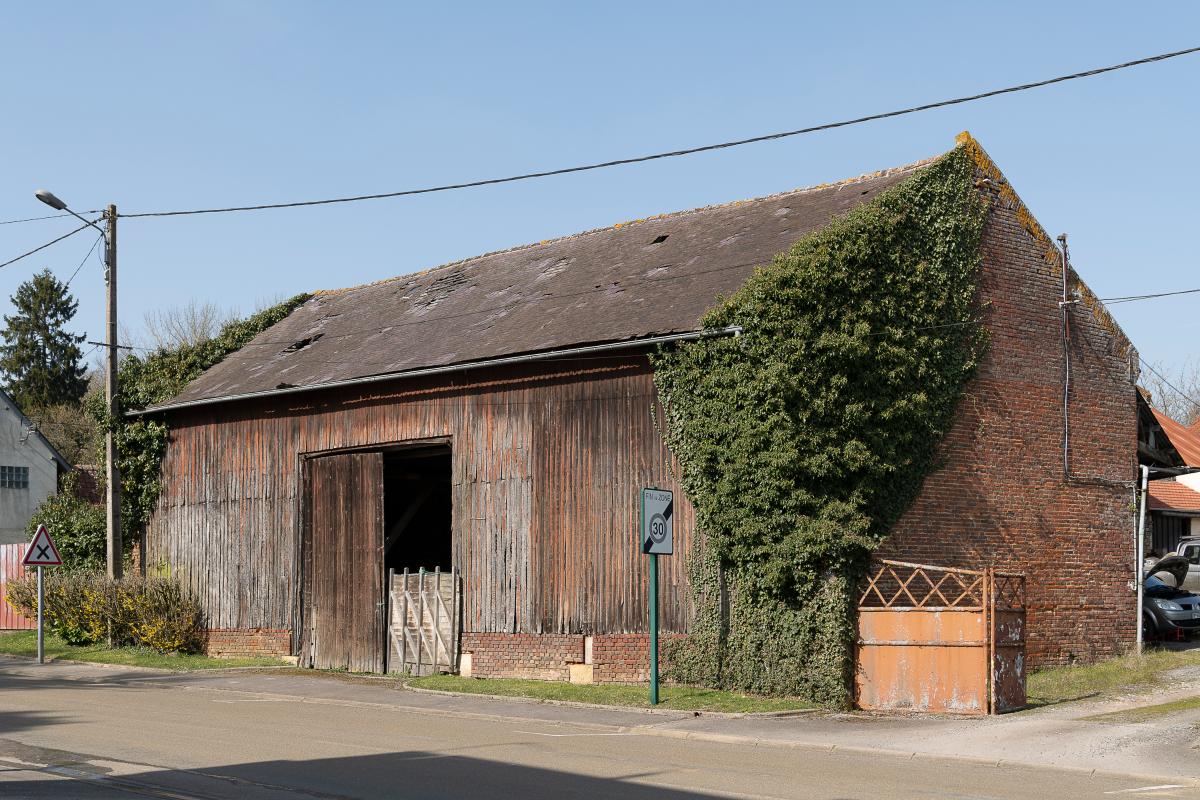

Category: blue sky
[1, 2, 1198, 380]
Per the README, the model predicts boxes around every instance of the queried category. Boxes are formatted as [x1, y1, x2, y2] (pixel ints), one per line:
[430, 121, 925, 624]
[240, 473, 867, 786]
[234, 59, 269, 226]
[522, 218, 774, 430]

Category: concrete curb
[634, 726, 1200, 786]
[0, 652, 293, 675]
[401, 683, 819, 719]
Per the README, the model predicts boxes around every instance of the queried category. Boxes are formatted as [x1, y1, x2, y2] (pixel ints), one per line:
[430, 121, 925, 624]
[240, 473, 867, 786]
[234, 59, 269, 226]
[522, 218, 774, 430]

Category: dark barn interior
[384, 446, 453, 575]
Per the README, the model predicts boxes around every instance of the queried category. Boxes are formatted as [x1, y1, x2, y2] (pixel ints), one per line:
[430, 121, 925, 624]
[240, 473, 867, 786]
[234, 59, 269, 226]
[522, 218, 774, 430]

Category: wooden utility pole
[104, 204, 122, 580]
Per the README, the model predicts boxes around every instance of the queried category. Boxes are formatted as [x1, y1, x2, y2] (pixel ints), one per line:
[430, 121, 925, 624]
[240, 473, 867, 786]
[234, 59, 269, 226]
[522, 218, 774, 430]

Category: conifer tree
[0, 268, 88, 409]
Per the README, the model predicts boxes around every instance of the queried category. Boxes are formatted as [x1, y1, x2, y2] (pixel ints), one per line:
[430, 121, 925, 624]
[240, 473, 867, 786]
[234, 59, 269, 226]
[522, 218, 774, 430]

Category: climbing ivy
[88, 295, 312, 547]
[651, 148, 987, 705]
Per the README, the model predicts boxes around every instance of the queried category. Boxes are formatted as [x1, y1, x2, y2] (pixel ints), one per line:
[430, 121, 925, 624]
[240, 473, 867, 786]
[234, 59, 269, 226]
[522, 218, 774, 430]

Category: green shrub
[123, 576, 203, 653]
[4, 572, 203, 653]
[95, 294, 312, 542]
[25, 472, 108, 571]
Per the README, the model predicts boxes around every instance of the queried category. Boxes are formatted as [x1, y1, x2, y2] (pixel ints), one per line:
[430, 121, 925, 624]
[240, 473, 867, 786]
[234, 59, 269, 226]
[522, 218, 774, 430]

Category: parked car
[1173, 538, 1200, 591]
[1143, 555, 1200, 640]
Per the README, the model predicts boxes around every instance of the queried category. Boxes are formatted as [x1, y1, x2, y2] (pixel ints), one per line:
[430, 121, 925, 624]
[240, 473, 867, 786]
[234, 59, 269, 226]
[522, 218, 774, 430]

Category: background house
[136, 135, 1141, 676]
[0, 389, 71, 544]
[1144, 406, 1200, 553]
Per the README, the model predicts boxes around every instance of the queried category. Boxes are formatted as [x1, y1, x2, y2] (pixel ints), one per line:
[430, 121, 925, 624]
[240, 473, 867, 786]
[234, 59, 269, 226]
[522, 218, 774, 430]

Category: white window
[0, 466, 29, 489]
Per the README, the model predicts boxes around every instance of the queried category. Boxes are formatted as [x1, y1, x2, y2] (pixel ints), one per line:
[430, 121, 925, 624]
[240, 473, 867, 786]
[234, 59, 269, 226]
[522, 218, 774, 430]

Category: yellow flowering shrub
[4, 572, 202, 653]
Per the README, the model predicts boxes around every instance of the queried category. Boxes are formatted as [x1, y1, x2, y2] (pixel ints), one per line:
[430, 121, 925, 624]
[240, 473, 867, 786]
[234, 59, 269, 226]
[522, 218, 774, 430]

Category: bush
[4, 572, 203, 653]
[124, 576, 204, 653]
[26, 472, 108, 571]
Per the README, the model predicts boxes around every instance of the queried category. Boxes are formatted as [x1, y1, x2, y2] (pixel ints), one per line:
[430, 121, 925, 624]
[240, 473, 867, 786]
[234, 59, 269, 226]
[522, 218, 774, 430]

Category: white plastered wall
[0, 399, 59, 544]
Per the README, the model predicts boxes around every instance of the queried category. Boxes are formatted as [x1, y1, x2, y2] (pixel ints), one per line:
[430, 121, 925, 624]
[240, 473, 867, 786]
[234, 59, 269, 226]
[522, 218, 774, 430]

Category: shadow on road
[1, 749, 740, 799]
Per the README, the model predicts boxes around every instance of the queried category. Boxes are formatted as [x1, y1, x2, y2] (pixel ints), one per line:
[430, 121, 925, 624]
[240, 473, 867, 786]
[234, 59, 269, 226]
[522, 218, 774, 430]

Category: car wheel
[1142, 610, 1158, 642]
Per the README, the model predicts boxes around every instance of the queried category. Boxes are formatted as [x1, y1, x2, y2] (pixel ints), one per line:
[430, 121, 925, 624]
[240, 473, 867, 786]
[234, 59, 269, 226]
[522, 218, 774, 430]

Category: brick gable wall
[876, 182, 1138, 667]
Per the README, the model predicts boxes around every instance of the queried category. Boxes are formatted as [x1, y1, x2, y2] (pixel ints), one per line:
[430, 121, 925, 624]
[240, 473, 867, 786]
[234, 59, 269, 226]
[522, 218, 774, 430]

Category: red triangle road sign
[23, 525, 63, 567]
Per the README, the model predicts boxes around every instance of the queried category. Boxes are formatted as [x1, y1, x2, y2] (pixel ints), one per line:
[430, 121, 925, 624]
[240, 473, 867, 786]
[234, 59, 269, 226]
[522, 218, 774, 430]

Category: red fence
[0, 544, 34, 630]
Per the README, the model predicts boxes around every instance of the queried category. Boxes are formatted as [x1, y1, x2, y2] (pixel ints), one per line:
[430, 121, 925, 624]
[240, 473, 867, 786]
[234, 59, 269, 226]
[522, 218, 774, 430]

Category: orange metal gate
[855, 560, 1026, 714]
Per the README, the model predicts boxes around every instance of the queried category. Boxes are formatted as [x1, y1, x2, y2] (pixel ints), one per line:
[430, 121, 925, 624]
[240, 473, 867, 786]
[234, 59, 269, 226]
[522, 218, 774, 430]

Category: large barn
[136, 134, 1140, 679]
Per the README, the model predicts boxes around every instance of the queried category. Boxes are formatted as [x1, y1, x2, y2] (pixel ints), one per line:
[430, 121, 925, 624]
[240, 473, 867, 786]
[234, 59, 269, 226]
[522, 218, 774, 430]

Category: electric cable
[65, 233, 105, 288]
[1099, 287, 1200, 304]
[1139, 357, 1200, 415]
[116, 44, 1200, 219]
[0, 223, 93, 271]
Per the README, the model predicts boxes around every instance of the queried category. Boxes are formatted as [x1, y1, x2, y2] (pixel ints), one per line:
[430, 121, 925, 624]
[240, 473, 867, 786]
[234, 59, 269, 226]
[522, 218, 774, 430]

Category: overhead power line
[1099, 287, 1200, 304]
[1139, 357, 1200, 414]
[0, 212, 75, 226]
[117, 44, 1200, 220]
[65, 233, 105, 288]
[0, 223, 92, 271]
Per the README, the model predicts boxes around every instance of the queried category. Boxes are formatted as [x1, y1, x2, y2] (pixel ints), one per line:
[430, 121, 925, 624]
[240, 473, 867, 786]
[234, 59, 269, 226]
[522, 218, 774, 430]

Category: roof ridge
[313, 154, 941, 298]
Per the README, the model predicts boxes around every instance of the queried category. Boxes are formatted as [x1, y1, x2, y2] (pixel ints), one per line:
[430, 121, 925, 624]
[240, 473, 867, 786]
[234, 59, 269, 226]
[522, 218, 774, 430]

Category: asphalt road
[0, 659, 1196, 799]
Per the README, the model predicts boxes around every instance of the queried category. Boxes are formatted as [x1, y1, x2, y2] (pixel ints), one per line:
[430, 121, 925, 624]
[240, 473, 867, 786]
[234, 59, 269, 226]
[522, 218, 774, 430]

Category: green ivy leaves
[654, 149, 987, 704]
[100, 294, 312, 541]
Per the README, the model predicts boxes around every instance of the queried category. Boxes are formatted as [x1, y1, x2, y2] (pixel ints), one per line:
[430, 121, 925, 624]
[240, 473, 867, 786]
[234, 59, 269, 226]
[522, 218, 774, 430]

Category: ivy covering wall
[87, 295, 312, 550]
[651, 147, 988, 705]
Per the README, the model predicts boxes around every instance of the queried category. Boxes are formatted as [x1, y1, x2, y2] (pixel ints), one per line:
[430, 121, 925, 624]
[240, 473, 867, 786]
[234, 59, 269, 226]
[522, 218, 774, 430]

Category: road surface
[0, 658, 1195, 799]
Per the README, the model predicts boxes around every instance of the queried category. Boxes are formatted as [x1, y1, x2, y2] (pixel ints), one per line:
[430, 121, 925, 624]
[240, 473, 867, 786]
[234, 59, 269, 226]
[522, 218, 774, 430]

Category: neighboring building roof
[1148, 479, 1200, 513]
[1151, 408, 1200, 467]
[0, 388, 72, 471]
[152, 158, 933, 412]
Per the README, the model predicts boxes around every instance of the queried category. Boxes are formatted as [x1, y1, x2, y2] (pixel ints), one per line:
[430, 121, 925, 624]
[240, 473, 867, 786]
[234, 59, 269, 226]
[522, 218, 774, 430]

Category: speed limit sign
[641, 488, 673, 555]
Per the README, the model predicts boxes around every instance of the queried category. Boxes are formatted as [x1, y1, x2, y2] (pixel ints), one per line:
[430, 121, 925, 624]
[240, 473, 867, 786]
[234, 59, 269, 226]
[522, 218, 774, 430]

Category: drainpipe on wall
[1135, 464, 1149, 656]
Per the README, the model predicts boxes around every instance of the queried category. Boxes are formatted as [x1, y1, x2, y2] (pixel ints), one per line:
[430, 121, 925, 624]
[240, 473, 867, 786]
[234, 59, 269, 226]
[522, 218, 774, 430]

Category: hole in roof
[861, 189, 870, 195]
[280, 333, 323, 354]
[650, 234, 669, 244]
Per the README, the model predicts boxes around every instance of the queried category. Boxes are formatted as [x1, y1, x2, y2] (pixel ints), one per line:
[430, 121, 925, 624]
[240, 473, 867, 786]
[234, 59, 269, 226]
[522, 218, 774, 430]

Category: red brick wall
[592, 634, 651, 683]
[877, 169, 1138, 667]
[461, 632, 668, 683]
[461, 633, 584, 681]
[204, 628, 291, 658]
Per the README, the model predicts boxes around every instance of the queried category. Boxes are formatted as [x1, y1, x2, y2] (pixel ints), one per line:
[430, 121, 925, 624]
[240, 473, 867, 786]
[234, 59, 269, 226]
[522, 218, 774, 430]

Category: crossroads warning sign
[23, 525, 62, 567]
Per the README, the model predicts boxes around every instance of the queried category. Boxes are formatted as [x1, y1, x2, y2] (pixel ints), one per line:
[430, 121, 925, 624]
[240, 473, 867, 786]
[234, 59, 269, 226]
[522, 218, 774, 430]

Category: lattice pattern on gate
[855, 559, 1027, 715]
[858, 559, 985, 609]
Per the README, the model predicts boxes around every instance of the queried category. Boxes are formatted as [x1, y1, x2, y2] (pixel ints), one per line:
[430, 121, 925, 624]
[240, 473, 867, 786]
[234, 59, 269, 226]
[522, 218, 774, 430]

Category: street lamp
[36, 190, 122, 581]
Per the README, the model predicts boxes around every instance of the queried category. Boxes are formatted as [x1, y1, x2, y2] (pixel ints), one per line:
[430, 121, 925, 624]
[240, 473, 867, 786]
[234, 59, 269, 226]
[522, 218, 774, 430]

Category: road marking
[514, 730, 638, 737]
[1103, 786, 1190, 795]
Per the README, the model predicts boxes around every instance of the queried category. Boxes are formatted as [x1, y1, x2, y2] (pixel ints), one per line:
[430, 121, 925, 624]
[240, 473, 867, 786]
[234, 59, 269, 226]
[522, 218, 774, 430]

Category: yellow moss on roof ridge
[954, 131, 1137, 370]
[312, 154, 941, 298]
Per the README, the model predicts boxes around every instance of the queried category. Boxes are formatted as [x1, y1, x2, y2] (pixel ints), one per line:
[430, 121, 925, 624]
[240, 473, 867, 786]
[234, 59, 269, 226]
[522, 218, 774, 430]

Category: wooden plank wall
[146, 354, 696, 638]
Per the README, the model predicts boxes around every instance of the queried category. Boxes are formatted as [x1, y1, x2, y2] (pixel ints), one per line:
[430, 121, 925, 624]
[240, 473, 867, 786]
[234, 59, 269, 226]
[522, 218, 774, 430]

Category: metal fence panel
[856, 560, 1026, 714]
[0, 544, 34, 630]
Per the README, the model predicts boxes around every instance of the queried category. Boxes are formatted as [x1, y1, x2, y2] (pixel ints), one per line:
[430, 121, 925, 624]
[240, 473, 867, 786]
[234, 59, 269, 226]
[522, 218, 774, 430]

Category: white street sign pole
[36, 565, 44, 664]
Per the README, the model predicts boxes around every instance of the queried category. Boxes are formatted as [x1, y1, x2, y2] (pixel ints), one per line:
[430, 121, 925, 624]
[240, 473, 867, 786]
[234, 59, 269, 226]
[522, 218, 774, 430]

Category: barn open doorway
[383, 444, 452, 573]
[383, 444, 458, 675]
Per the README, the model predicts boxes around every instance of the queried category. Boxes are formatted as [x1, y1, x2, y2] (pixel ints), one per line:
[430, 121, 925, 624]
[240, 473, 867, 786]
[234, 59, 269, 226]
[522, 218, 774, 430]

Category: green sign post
[640, 487, 673, 705]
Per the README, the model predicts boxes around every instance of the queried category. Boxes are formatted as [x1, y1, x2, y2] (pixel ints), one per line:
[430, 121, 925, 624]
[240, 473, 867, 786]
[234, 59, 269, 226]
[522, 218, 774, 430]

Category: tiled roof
[1148, 479, 1200, 513]
[152, 157, 934, 411]
[1152, 408, 1200, 467]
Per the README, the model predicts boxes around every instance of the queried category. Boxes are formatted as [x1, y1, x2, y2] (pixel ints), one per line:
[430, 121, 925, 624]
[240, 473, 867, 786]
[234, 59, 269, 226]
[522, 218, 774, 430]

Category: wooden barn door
[305, 451, 385, 672]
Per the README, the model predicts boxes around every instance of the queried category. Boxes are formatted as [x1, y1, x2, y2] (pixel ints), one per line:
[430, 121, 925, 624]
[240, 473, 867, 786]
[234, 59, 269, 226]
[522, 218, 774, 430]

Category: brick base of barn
[460, 633, 667, 683]
[200, 629, 664, 682]
[203, 628, 292, 659]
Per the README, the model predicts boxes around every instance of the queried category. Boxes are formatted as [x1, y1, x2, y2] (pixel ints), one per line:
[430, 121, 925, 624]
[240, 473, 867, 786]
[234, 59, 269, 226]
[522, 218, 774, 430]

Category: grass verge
[407, 674, 816, 713]
[0, 631, 286, 671]
[1027, 647, 1200, 706]
[1083, 696, 1200, 724]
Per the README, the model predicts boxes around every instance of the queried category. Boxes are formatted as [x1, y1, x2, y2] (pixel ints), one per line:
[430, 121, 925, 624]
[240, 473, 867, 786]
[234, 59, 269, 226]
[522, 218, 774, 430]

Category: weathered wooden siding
[146, 354, 695, 639]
